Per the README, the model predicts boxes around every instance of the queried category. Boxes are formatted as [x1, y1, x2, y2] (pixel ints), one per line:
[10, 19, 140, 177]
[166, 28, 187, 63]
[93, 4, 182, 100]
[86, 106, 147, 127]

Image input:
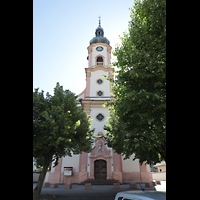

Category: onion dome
[89, 18, 110, 45]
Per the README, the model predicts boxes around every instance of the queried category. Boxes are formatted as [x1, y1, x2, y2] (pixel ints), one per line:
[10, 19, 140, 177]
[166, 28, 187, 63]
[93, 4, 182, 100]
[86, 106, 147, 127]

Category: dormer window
[96, 56, 103, 65]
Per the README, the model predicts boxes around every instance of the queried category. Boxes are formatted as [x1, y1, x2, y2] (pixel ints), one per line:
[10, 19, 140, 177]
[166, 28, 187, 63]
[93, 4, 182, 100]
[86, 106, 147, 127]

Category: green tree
[33, 82, 94, 199]
[104, 0, 166, 165]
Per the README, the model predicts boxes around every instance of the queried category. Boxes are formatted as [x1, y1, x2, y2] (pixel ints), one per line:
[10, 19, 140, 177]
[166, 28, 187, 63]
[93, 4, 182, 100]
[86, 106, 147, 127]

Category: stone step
[80, 178, 120, 185]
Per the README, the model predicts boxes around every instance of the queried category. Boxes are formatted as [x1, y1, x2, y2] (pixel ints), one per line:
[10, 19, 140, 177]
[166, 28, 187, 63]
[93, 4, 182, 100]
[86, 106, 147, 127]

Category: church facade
[46, 20, 153, 184]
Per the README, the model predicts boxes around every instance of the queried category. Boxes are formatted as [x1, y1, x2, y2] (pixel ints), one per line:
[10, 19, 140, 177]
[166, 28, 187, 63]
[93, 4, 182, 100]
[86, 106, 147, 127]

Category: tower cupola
[95, 18, 104, 37]
[89, 18, 110, 45]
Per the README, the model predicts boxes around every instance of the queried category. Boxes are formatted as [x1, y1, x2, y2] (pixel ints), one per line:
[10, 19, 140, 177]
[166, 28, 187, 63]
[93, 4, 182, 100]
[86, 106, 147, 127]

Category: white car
[115, 191, 155, 200]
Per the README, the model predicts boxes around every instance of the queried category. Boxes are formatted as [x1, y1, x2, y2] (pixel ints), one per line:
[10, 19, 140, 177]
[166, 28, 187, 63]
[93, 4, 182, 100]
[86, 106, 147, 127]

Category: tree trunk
[33, 157, 50, 200]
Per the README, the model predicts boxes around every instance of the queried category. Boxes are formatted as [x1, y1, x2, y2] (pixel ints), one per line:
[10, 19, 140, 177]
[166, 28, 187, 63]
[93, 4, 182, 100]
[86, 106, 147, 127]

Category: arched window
[96, 56, 103, 65]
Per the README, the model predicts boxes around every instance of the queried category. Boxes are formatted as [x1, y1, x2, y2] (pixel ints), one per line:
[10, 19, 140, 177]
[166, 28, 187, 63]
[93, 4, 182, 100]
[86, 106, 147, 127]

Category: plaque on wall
[64, 167, 73, 176]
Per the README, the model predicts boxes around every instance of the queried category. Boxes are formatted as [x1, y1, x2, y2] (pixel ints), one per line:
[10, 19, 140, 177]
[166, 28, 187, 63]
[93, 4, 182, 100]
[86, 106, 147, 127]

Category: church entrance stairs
[79, 178, 120, 185]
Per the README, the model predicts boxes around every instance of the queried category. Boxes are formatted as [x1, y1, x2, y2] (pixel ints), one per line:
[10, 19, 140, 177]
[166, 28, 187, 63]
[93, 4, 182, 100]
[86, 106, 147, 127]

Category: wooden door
[94, 160, 107, 179]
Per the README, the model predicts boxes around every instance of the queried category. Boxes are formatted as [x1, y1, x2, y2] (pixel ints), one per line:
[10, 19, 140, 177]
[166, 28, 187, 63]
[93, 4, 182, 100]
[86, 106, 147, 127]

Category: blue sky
[33, 0, 134, 96]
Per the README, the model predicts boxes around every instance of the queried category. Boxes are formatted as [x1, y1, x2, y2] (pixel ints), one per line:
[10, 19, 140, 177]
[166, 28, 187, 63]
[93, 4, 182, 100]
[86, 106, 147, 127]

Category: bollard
[50, 183, 58, 188]
[44, 182, 50, 187]
[85, 183, 91, 190]
[113, 183, 120, 189]
[64, 183, 72, 189]
[129, 183, 137, 189]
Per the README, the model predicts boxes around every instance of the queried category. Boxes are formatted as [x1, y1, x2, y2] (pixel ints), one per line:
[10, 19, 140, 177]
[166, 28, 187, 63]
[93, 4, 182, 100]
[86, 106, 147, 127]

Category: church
[45, 19, 153, 184]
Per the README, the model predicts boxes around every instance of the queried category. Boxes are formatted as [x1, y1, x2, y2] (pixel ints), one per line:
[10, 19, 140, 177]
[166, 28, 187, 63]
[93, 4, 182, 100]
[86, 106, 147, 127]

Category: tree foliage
[33, 82, 94, 199]
[104, 0, 166, 165]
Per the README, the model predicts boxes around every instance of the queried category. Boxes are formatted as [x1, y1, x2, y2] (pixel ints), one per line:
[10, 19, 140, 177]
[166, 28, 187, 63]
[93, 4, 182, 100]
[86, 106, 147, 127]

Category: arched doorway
[94, 160, 107, 179]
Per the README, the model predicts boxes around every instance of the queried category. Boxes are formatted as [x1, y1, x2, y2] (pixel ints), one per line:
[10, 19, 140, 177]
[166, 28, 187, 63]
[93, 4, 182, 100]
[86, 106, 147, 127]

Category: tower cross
[99, 16, 101, 25]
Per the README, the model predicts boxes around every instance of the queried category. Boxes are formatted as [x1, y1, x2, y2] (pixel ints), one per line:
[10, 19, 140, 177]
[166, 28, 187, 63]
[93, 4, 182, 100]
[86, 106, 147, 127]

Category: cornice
[81, 99, 112, 106]
[87, 43, 112, 54]
[85, 66, 114, 74]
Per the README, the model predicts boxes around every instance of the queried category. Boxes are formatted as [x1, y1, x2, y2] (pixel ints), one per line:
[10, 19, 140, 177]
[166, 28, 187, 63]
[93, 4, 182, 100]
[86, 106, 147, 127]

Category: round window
[97, 91, 103, 96]
[97, 79, 103, 84]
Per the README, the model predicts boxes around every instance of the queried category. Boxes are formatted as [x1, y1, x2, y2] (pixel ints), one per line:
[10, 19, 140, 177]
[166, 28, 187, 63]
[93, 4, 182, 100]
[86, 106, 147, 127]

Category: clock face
[96, 46, 103, 51]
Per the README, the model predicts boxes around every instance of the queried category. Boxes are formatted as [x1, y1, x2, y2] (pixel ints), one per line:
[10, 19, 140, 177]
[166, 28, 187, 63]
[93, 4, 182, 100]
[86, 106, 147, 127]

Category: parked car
[114, 191, 155, 200]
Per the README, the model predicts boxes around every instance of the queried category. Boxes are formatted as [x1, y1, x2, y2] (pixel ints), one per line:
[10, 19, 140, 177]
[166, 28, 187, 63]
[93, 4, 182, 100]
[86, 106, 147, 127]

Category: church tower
[77, 18, 118, 182]
[46, 19, 153, 185]
[79, 18, 114, 104]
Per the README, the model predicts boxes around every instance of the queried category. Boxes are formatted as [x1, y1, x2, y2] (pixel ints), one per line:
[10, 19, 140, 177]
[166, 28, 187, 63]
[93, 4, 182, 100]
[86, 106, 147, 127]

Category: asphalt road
[33, 182, 166, 200]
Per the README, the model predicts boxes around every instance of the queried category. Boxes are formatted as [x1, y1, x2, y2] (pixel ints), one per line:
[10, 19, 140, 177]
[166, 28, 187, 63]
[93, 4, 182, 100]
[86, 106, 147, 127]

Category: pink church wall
[121, 161, 152, 183]
[61, 172, 79, 183]
[140, 161, 147, 172]
[113, 152, 123, 183]
[107, 51, 111, 66]
[48, 157, 63, 183]
[85, 76, 90, 99]
[54, 158, 62, 172]
[89, 52, 92, 68]
[79, 152, 88, 172]
[122, 172, 152, 183]
[47, 155, 152, 184]
[48, 171, 80, 184]
[78, 152, 89, 183]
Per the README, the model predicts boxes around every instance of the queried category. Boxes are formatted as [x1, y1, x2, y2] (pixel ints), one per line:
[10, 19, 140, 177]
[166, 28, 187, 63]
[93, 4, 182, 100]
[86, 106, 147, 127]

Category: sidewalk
[33, 182, 166, 200]
[154, 181, 166, 192]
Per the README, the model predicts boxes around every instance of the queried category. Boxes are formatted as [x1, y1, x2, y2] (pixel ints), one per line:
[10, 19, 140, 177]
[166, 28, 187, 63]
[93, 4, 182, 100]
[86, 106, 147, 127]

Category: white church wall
[90, 106, 110, 136]
[122, 154, 140, 172]
[61, 153, 79, 173]
[92, 45, 108, 66]
[50, 162, 55, 173]
[90, 70, 110, 98]
[146, 164, 151, 172]
[44, 171, 50, 183]
[77, 89, 85, 100]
